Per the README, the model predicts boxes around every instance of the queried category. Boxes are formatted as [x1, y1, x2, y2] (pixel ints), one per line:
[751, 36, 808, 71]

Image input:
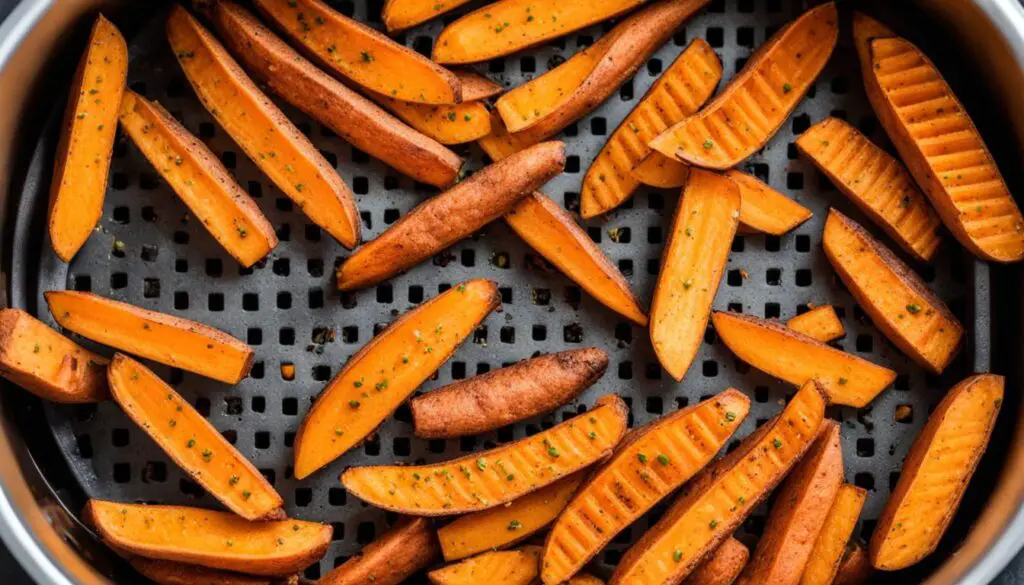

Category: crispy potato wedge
[650, 3, 837, 170]
[370, 94, 491, 145]
[799, 484, 868, 585]
[823, 209, 963, 374]
[611, 381, 828, 585]
[84, 500, 330, 576]
[382, 0, 475, 33]
[294, 279, 499, 479]
[48, 15, 127, 263]
[786, 305, 845, 344]
[581, 39, 722, 218]
[650, 169, 740, 381]
[684, 537, 750, 585]
[795, 117, 942, 262]
[130, 559, 295, 585]
[343, 394, 629, 515]
[632, 151, 691, 189]
[412, 348, 608, 439]
[46, 291, 252, 384]
[167, 6, 360, 248]
[320, 517, 439, 585]
[726, 171, 812, 235]
[711, 311, 896, 407]
[870, 374, 1003, 570]
[834, 543, 873, 585]
[119, 90, 277, 267]
[542, 389, 750, 584]
[337, 141, 565, 290]
[0, 308, 107, 403]
[206, 0, 462, 188]
[429, 546, 540, 585]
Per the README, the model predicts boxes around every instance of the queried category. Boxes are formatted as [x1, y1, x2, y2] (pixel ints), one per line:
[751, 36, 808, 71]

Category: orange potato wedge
[119, 90, 277, 267]
[786, 305, 845, 344]
[131, 558, 295, 585]
[382, 0, 476, 33]
[650, 169, 740, 381]
[167, 6, 360, 248]
[649, 3, 837, 170]
[478, 109, 544, 161]
[542, 389, 750, 584]
[456, 70, 504, 101]
[429, 546, 540, 585]
[581, 39, 722, 218]
[0, 308, 107, 403]
[684, 537, 750, 585]
[320, 517, 439, 585]
[342, 394, 629, 515]
[870, 374, 1003, 570]
[84, 500, 331, 576]
[253, 0, 461, 104]
[48, 15, 127, 262]
[711, 311, 896, 408]
[726, 171, 812, 235]
[799, 484, 868, 585]
[369, 93, 492, 145]
[795, 117, 942, 262]
[294, 279, 499, 479]
[610, 380, 828, 585]
[632, 151, 691, 189]
[834, 543, 873, 585]
[824, 209, 963, 373]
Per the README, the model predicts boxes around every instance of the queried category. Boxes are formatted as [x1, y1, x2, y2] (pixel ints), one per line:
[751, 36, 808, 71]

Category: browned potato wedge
[786, 305, 845, 343]
[684, 537, 750, 585]
[834, 543, 874, 585]
[320, 517, 439, 585]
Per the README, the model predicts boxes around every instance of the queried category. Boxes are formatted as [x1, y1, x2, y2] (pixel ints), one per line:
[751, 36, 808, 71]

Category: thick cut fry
[337, 141, 565, 290]
[84, 501, 331, 577]
[581, 39, 722, 218]
[726, 171, 812, 235]
[321, 517, 439, 585]
[799, 485, 868, 585]
[206, 1, 462, 188]
[167, 6, 360, 248]
[0, 308, 107, 403]
[343, 394, 629, 515]
[429, 546, 540, 585]
[650, 3, 837, 170]
[46, 291, 252, 384]
[786, 305, 845, 344]
[119, 91, 277, 267]
[834, 543, 873, 585]
[48, 15, 127, 262]
[370, 94, 492, 145]
[711, 312, 896, 408]
[439, 471, 585, 561]
[413, 348, 608, 439]
[382, 0, 475, 33]
[294, 279, 499, 479]
[130, 559, 294, 585]
[683, 538, 750, 585]
[870, 374, 1003, 570]
[611, 381, 828, 585]
[632, 151, 691, 188]
[650, 170, 740, 381]
[542, 389, 750, 584]
[795, 117, 942, 262]
[824, 209, 963, 373]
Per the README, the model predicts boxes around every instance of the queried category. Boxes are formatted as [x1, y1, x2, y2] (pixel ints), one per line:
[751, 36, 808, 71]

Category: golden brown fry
[320, 517, 439, 585]
[833, 543, 873, 585]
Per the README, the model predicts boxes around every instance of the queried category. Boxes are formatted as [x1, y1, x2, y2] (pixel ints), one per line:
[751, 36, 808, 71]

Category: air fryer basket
[1, 1, 1023, 584]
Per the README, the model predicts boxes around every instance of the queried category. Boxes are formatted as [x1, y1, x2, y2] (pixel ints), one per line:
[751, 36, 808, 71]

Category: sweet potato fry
[683, 537, 750, 585]
[205, 0, 462, 188]
[0, 308, 107, 403]
[795, 117, 942, 262]
[581, 39, 722, 218]
[45, 291, 253, 384]
[342, 394, 629, 515]
[833, 543, 873, 585]
[650, 169, 740, 381]
[119, 90, 277, 267]
[167, 6, 360, 248]
[610, 380, 827, 585]
[726, 171, 812, 235]
[456, 70, 504, 101]
[799, 484, 868, 585]
[649, 3, 837, 170]
[130, 558, 295, 585]
[542, 389, 750, 584]
[632, 151, 691, 189]
[870, 374, 1003, 570]
[84, 500, 331, 576]
[823, 209, 963, 374]
[320, 517, 439, 585]
[369, 93, 491, 145]
[382, 0, 475, 33]
[429, 546, 540, 585]
[711, 311, 896, 408]
[786, 305, 845, 344]
[412, 348, 607, 439]
[294, 279, 499, 479]
[337, 141, 565, 290]
[48, 15, 127, 262]
[478, 109, 543, 161]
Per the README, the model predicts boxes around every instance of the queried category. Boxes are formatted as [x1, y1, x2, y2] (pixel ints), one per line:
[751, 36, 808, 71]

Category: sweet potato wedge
[726, 171, 812, 235]
[542, 389, 750, 584]
[370, 93, 492, 145]
[412, 348, 608, 439]
[130, 559, 295, 585]
[834, 543, 873, 585]
[711, 311, 896, 408]
[610, 380, 828, 585]
[0, 308, 107, 403]
[786, 305, 845, 344]
[342, 394, 629, 515]
[649, 3, 837, 170]
[823, 209, 963, 374]
[119, 90, 277, 267]
[650, 169, 740, 381]
[294, 279, 499, 479]
[795, 117, 942, 262]
[48, 15, 127, 263]
[870, 374, 1003, 570]
[684, 537, 750, 585]
[320, 517, 439, 585]
[581, 39, 722, 218]
[456, 70, 504, 101]
[167, 6, 360, 248]
[439, 471, 585, 561]
[799, 484, 868, 585]
[632, 151, 691, 189]
[84, 500, 331, 576]
[429, 546, 540, 585]
[382, 0, 475, 33]
[205, 0, 462, 188]
[337, 141, 565, 290]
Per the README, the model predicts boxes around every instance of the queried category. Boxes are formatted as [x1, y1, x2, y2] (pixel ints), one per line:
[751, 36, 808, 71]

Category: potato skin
[321, 517, 439, 585]
[684, 537, 749, 585]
